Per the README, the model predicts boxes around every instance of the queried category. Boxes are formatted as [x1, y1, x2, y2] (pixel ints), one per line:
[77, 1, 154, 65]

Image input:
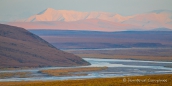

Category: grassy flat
[0, 72, 30, 79]
[40, 67, 107, 76]
[0, 74, 171, 86]
[68, 48, 172, 61]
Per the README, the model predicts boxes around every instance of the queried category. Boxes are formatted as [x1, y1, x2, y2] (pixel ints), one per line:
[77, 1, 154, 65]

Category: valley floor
[0, 74, 171, 86]
[65, 48, 172, 62]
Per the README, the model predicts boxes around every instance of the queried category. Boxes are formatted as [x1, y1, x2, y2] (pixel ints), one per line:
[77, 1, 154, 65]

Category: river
[0, 58, 172, 81]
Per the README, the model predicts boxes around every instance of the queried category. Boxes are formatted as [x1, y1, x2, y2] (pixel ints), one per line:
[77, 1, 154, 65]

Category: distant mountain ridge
[151, 27, 172, 31]
[0, 24, 90, 68]
[8, 8, 172, 31]
[30, 30, 172, 49]
[18, 8, 132, 22]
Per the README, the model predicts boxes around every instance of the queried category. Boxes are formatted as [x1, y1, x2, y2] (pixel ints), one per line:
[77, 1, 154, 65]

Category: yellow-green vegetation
[69, 48, 172, 61]
[78, 54, 172, 61]
[40, 67, 107, 76]
[0, 74, 171, 86]
[0, 67, 35, 71]
[0, 72, 30, 79]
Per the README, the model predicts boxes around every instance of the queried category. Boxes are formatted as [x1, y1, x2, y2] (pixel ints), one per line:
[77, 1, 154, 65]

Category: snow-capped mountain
[18, 8, 132, 22]
[9, 8, 172, 31]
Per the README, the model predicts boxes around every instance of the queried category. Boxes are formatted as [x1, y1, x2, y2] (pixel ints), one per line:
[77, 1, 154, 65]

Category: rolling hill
[30, 30, 172, 49]
[0, 24, 90, 68]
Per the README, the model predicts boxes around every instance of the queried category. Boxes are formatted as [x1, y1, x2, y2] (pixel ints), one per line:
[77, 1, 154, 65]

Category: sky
[0, 0, 172, 22]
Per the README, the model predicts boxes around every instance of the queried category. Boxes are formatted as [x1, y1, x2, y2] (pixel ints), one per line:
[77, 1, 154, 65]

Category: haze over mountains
[30, 30, 172, 49]
[8, 8, 172, 31]
[0, 24, 90, 68]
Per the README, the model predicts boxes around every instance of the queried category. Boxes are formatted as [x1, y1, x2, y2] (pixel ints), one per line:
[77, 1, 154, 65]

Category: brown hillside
[0, 24, 90, 68]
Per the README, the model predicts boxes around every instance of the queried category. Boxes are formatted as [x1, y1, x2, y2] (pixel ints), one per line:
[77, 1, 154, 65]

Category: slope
[0, 24, 90, 68]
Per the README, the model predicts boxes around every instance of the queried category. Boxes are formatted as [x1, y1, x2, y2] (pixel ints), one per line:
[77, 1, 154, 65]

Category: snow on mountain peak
[37, 8, 56, 15]
[23, 8, 130, 22]
[13, 8, 172, 31]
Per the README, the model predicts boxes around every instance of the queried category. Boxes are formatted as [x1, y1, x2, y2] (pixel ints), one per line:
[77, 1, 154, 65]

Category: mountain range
[8, 8, 172, 31]
[30, 30, 172, 49]
[0, 24, 90, 68]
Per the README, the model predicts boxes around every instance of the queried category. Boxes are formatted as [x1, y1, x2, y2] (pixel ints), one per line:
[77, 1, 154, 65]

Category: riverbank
[64, 48, 172, 62]
[40, 67, 107, 76]
[78, 54, 172, 62]
[0, 58, 172, 82]
[0, 74, 171, 86]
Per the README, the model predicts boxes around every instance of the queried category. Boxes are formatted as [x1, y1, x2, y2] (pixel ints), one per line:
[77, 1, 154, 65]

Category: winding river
[0, 58, 172, 81]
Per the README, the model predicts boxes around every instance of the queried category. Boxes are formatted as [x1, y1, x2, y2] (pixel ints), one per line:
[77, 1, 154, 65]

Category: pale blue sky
[0, 0, 172, 21]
